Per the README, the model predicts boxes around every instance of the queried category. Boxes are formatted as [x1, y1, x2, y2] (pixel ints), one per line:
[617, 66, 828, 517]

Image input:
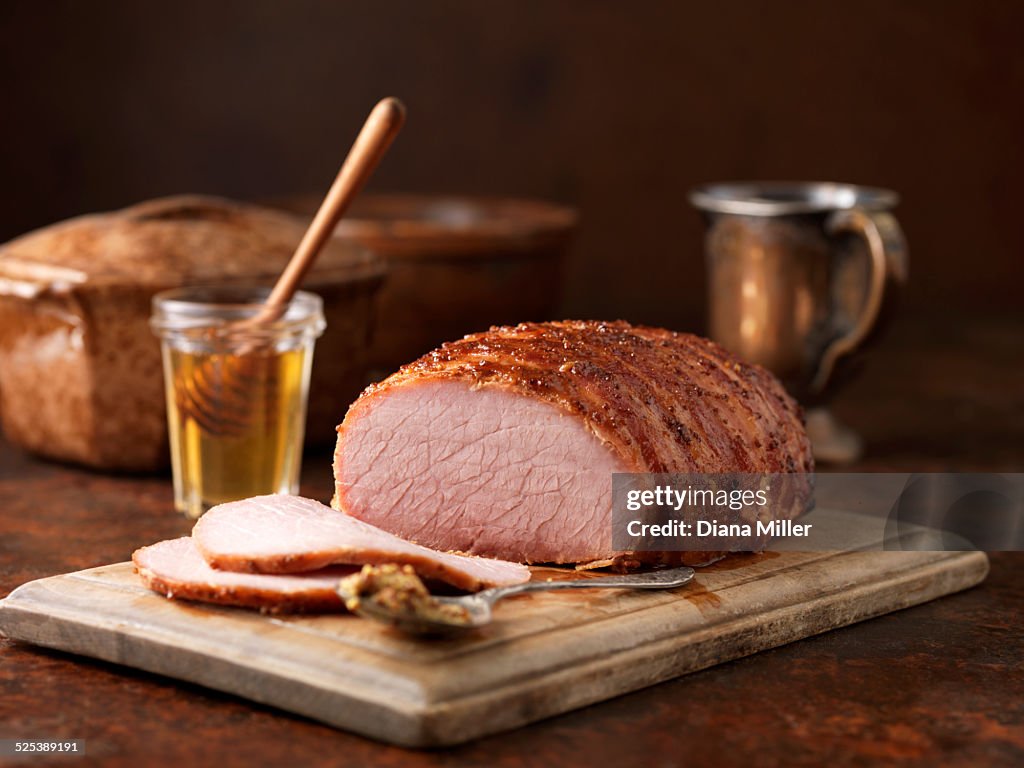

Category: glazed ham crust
[334, 320, 813, 566]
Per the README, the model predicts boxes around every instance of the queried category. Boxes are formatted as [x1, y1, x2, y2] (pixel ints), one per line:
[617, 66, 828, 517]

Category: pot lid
[0, 195, 384, 294]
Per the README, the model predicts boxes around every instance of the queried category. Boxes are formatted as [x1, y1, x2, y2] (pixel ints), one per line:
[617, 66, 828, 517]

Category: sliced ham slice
[192, 494, 531, 591]
[133, 537, 353, 613]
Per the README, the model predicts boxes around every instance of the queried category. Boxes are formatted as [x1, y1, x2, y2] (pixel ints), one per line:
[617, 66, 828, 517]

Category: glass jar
[151, 287, 326, 518]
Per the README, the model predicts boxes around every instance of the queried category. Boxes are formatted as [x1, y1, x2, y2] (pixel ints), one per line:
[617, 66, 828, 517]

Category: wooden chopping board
[0, 515, 988, 748]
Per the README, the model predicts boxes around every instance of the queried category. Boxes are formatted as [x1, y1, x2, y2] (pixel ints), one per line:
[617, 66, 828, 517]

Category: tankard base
[806, 407, 864, 465]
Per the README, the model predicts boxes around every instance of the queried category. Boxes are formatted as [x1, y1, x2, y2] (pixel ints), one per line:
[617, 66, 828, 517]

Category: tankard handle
[812, 209, 908, 393]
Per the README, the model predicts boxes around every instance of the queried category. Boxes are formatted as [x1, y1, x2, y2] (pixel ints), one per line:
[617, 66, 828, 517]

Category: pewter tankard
[690, 182, 908, 461]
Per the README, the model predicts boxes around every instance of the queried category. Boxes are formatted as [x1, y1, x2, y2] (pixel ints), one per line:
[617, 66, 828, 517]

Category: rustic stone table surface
[1, 314, 1021, 767]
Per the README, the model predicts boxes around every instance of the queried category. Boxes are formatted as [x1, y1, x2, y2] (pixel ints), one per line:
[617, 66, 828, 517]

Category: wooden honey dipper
[175, 97, 406, 437]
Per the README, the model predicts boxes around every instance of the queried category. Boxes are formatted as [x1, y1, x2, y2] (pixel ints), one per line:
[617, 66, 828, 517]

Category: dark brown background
[1, 5, 1023, 762]
[1, 0, 1021, 329]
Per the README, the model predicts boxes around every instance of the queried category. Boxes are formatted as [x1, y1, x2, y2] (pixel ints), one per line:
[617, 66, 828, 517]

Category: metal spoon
[339, 566, 696, 636]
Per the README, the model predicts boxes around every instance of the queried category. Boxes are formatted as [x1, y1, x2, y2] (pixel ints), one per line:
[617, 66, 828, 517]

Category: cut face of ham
[192, 494, 531, 591]
[336, 381, 627, 564]
[133, 537, 353, 613]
